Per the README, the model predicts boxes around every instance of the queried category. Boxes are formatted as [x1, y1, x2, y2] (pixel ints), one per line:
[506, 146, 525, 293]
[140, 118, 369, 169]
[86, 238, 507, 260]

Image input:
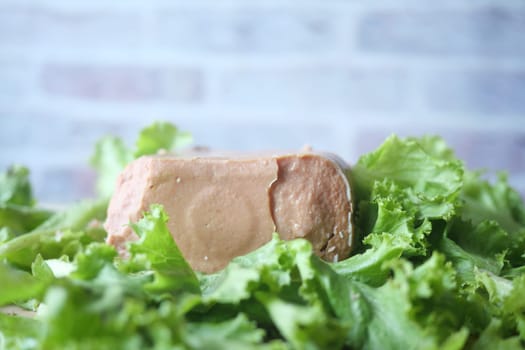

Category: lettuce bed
[1, 122, 524, 350]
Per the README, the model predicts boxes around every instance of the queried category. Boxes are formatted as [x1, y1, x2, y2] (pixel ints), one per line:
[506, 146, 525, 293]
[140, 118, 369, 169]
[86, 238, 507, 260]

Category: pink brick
[41, 64, 160, 101]
[40, 64, 203, 102]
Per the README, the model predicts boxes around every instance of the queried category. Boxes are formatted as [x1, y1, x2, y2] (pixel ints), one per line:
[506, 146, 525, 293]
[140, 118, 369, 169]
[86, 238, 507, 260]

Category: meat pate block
[104, 152, 354, 273]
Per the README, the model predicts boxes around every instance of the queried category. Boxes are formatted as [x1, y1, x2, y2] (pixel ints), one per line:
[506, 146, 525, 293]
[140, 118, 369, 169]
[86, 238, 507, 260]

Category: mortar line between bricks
[16, 96, 525, 132]
[4, 48, 525, 71]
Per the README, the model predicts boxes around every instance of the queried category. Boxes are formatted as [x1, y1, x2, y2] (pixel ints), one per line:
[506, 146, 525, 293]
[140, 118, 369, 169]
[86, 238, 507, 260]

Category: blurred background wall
[0, 0, 524, 202]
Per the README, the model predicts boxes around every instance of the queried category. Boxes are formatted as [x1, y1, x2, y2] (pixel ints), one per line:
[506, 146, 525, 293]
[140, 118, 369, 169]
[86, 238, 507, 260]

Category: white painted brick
[215, 66, 408, 114]
[159, 68, 204, 102]
[425, 70, 525, 115]
[154, 9, 337, 52]
[0, 112, 136, 165]
[0, 59, 35, 100]
[176, 119, 342, 156]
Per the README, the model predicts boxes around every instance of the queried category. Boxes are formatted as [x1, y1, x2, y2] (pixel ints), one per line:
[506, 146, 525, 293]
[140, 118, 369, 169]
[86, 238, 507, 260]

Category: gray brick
[40, 64, 203, 102]
[155, 9, 336, 52]
[0, 7, 142, 47]
[425, 70, 525, 115]
[0, 112, 136, 162]
[217, 67, 408, 114]
[358, 7, 525, 56]
[41, 64, 160, 101]
[159, 68, 204, 102]
[0, 59, 34, 99]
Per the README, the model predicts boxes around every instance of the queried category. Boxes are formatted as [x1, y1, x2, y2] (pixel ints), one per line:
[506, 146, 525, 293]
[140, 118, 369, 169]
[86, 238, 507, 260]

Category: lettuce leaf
[0, 199, 107, 269]
[0, 262, 47, 306]
[89, 137, 133, 200]
[0, 165, 34, 207]
[0, 313, 42, 349]
[460, 171, 525, 266]
[0, 166, 53, 237]
[346, 255, 471, 350]
[352, 135, 463, 221]
[347, 134, 525, 348]
[129, 204, 200, 295]
[134, 121, 192, 158]
[351, 135, 464, 264]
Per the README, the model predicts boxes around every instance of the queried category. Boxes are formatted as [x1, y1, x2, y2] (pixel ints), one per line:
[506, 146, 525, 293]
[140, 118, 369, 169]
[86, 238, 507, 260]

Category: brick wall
[1, 0, 524, 202]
